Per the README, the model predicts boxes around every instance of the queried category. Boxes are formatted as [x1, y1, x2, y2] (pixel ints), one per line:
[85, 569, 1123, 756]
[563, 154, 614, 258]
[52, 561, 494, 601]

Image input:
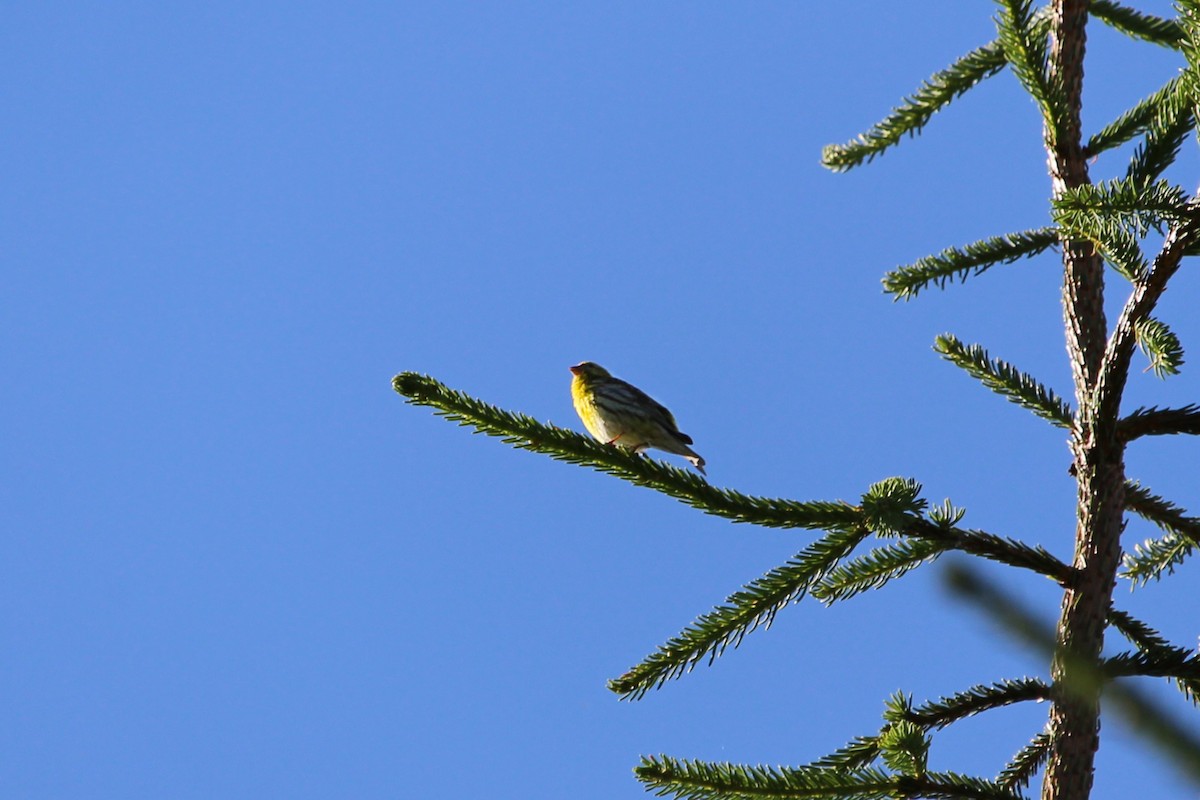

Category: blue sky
[5, 2, 1200, 797]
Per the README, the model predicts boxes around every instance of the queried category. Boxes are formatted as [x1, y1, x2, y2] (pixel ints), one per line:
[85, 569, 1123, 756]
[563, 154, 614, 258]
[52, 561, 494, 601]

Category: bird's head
[569, 361, 611, 380]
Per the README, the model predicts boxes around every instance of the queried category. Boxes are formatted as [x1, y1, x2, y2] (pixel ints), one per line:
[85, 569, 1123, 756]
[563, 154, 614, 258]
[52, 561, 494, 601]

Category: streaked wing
[608, 378, 685, 435]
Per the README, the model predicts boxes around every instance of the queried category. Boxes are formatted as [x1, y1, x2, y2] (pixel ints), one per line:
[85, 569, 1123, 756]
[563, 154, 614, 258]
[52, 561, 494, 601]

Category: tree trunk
[1042, 2, 1126, 799]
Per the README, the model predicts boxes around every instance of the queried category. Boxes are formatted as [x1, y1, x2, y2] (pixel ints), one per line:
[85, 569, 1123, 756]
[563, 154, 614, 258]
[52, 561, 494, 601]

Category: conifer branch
[393, 373, 861, 531]
[1108, 608, 1200, 704]
[821, 41, 1009, 171]
[1053, 179, 1193, 287]
[878, 723, 931, 779]
[805, 736, 883, 772]
[1090, 10, 1200, 423]
[996, 732, 1050, 792]
[1094, 651, 1200, 784]
[898, 679, 1053, 730]
[996, 0, 1060, 142]
[1122, 533, 1196, 584]
[1091, 224, 1149, 282]
[609, 480, 1067, 699]
[1134, 317, 1185, 377]
[1084, 77, 1183, 158]
[907, 520, 1074, 586]
[1125, 80, 1195, 185]
[634, 755, 1027, 800]
[1052, 178, 1190, 237]
[933, 335, 1075, 428]
[1103, 650, 1200, 681]
[883, 228, 1059, 300]
[607, 527, 870, 700]
[1119, 404, 1200, 440]
[1079, 196, 1200, 426]
[1107, 608, 1176, 651]
[1089, 0, 1184, 48]
[812, 539, 946, 603]
[1122, 481, 1200, 584]
[1124, 480, 1200, 537]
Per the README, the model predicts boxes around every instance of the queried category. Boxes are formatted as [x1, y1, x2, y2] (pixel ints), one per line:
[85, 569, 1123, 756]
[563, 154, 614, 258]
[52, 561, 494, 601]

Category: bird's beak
[569, 364, 582, 375]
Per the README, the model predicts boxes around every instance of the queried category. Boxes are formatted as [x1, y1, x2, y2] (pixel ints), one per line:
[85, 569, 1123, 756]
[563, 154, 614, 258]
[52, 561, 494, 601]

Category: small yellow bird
[569, 361, 706, 475]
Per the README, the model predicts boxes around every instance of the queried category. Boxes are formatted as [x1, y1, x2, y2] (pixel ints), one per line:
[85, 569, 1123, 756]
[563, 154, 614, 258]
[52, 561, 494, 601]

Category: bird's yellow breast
[571, 375, 607, 440]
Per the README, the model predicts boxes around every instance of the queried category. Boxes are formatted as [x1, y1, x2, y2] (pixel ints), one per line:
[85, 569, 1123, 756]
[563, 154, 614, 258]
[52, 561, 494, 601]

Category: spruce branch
[883, 228, 1059, 300]
[821, 41, 1009, 171]
[1103, 650, 1200, 681]
[608, 471, 1066, 699]
[996, 732, 1050, 792]
[908, 520, 1074, 585]
[1089, 0, 1184, 48]
[1184, 2, 1200, 101]
[933, 335, 1074, 428]
[1091, 224, 1149, 282]
[1108, 608, 1200, 704]
[812, 539, 946, 603]
[634, 755, 1027, 800]
[393, 373, 860, 531]
[995, 0, 1060, 142]
[1125, 79, 1195, 185]
[1079, 205, 1200, 427]
[1124, 480, 1200, 538]
[636, 755, 894, 800]
[1134, 316, 1185, 377]
[1054, 180, 1193, 287]
[861, 477, 928, 534]
[1052, 178, 1189, 237]
[878, 720, 931, 778]
[1084, 76, 1184, 158]
[898, 679, 1054, 730]
[1107, 608, 1177, 652]
[1097, 651, 1200, 774]
[1123, 532, 1197, 584]
[805, 736, 883, 772]
[1122, 480, 1200, 584]
[607, 527, 870, 700]
[1119, 404, 1200, 440]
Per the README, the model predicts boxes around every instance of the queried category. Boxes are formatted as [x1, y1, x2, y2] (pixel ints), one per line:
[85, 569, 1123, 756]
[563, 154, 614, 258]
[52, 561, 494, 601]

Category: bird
[569, 361, 706, 475]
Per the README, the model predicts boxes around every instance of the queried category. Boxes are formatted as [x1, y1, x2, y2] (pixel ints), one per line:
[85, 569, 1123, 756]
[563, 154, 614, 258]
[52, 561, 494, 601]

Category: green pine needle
[821, 40, 1008, 171]
[607, 527, 870, 700]
[805, 736, 883, 772]
[1090, 0, 1185, 48]
[1125, 81, 1195, 185]
[1135, 317, 1185, 377]
[995, 0, 1060, 143]
[1104, 650, 1200, 681]
[812, 539, 946, 603]
[884, 228, 1059, 300]
[1120, 404, 1200, 439]
[903, 679, 1052, 730]
[996, 732, 1050, 791]
[878, 721, 930, 777]
[634, 755, 1027, 800]
[1085, 77, 1184, 158]
[1123, 533, 1196, 584]
[393, 372, 861, 531]
[934, 335, 1074, 428]
[1053, 178, 1189, 238]
[1092, 225, 1150, 282]
[1122, 480, 1200, 584]
[937, 528, 1071, 585]
[860, 477, 927, 534]
[1109, 608, 1200, 705]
